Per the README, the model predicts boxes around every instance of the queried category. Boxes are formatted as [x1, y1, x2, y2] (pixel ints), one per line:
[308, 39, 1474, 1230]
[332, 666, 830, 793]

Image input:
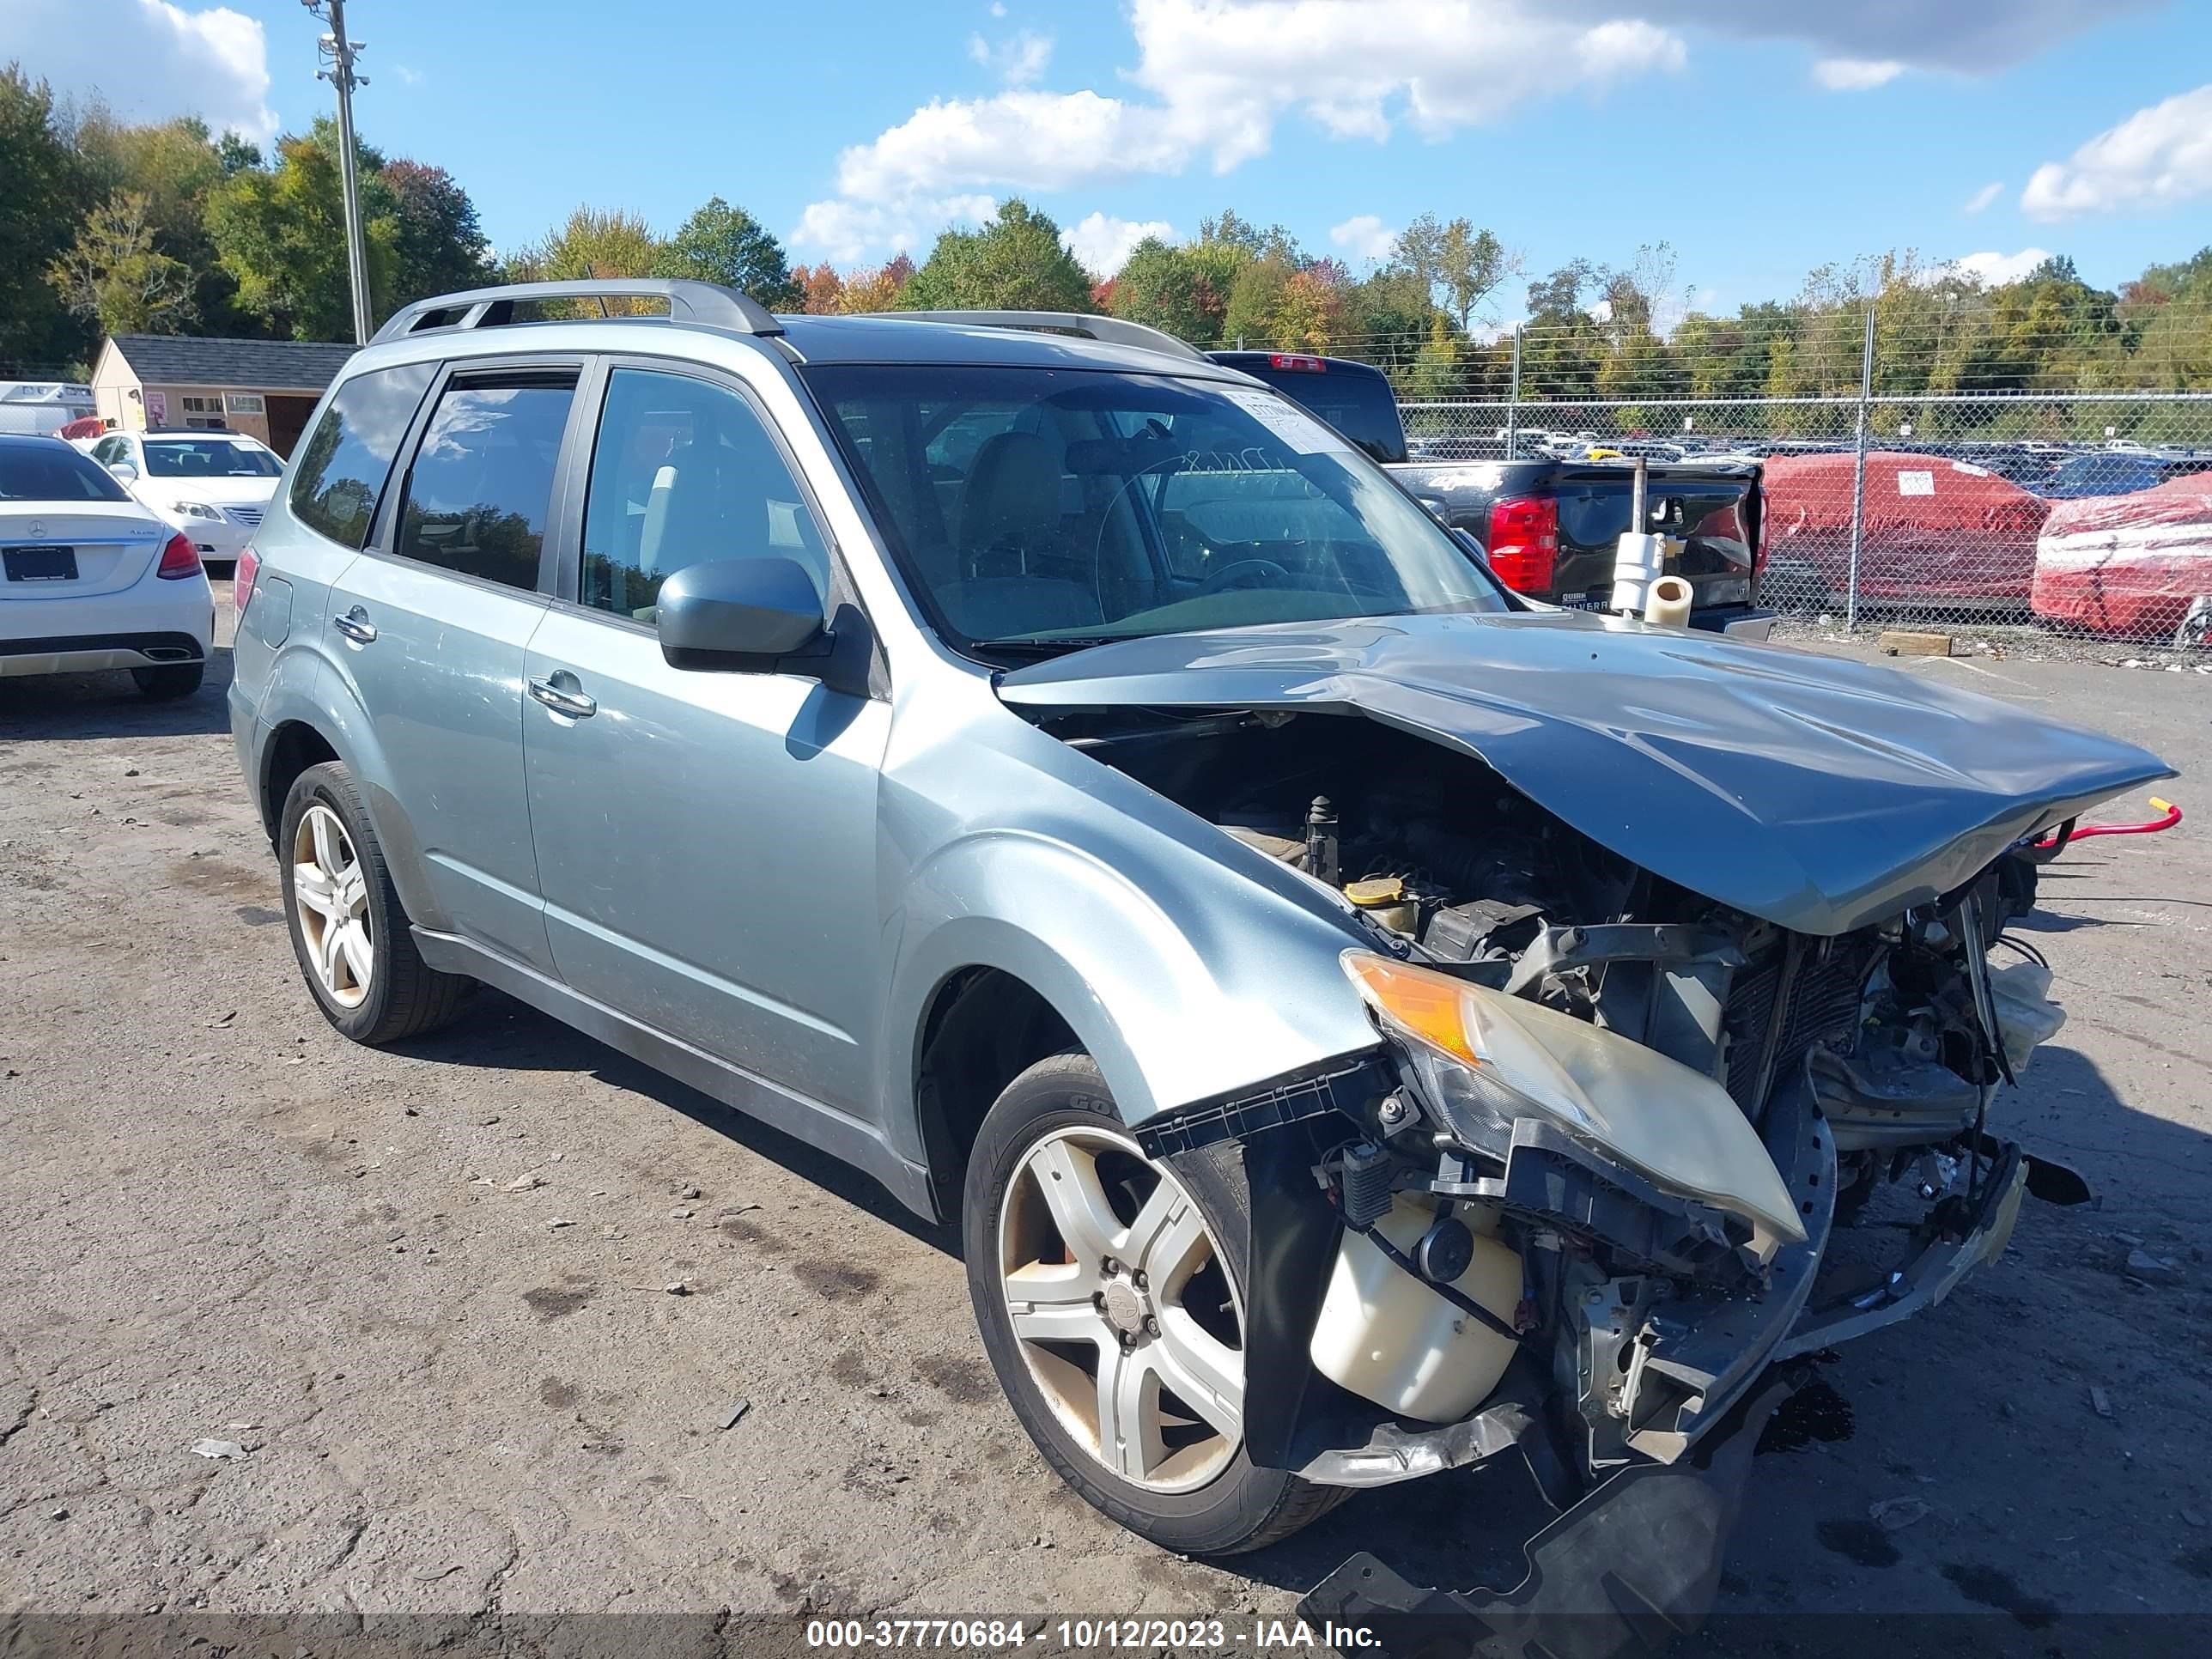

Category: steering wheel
[1197, 557, 1292, 595]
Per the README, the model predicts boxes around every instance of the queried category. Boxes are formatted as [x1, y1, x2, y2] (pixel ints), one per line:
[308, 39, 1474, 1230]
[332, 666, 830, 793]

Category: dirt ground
[3, 594, 2209, 1649]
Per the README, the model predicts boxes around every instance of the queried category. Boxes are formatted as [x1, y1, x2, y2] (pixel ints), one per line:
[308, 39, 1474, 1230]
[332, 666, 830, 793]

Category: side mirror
[111, 460, 139, 481]
[656, 556, 830, 672]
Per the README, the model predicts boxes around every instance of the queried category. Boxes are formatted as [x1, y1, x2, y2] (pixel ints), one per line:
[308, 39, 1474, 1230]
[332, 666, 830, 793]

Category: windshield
[0, 441, 132, 503]
[142, 439, 282, 479]
[803, 364, 1502, 656]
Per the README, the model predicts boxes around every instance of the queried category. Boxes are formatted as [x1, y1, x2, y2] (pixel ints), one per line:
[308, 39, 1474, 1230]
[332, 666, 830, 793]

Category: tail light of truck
[1754, 485, 1769, 573]
[1268, 353, 1326, 372]
[155, 532, 203, 580]
[1486, 496, 1559, 593]
[234, 544, 260, 616]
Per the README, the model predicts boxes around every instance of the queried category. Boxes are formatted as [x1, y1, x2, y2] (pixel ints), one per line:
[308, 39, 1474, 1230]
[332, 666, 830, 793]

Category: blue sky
[11, 1, 2212, 321]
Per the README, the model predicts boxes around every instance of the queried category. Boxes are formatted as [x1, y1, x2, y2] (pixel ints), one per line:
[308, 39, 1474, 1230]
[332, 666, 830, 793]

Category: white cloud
[1963, 180, 2003, 215]
[1917, 248, 2054, 287]
[2021, 83, 2212, 220]
[1060, 212, 1176, 277]
[968, 28, 1053, 87]
[795, 1, 1691, 259]
[1563, 1, 2146, 75]
[5, 0, 276, 142]
[1811, 58, 1902, 91]
[990, 2, 1007, 14]
[790, 194, 998, 265]
[1328, 215, 1398, 261]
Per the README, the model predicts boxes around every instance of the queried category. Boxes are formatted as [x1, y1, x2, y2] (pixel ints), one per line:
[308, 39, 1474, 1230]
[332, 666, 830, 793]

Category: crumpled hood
[997, 611, 2174, 936]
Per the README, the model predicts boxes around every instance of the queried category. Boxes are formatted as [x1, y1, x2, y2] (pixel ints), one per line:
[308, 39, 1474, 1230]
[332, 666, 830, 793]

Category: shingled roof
[106, 335, 357, 392]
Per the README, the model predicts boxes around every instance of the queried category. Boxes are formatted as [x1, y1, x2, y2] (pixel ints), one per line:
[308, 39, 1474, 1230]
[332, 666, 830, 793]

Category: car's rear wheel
[963, 1052, 1344, 1555]
[278, 761, 470, 1044]
[131, 662, 204, 700]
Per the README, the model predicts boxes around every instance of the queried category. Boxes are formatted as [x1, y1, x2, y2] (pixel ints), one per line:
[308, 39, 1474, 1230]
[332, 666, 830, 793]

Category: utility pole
[306, 0, 373, 344]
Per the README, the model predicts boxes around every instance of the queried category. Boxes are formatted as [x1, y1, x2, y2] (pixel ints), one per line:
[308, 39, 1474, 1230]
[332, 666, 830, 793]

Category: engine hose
[2036, 797, 2181, 848]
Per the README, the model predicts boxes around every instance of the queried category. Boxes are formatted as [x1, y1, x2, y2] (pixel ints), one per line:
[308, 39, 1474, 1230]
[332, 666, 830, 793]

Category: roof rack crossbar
[369, 280, 783, 346]
[860, 310, 1211, 365]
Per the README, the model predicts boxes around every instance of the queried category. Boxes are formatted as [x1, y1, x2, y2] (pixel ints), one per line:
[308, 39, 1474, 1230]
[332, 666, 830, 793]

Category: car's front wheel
[963, 1053, 1343, 1555]
[277, 761, 471, 1044]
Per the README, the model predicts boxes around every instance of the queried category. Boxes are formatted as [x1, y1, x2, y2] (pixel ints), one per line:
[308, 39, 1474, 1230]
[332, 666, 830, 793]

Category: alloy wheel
[291, 802, 374, 1008]
[996, 1124, 1245, 1493]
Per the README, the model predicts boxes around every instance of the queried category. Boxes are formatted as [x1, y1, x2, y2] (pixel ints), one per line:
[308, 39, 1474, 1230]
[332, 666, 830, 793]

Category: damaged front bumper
[1154, 1054, 2065, 1659]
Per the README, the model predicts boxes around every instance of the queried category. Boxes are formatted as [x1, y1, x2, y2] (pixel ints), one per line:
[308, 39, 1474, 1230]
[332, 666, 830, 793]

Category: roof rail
[863, 310, 1211, 365]
[369, 280, 783, 346]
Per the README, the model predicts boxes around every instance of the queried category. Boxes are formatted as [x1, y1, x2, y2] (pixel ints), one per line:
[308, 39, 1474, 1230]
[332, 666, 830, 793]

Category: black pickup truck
[1210, 350, 1773, 637]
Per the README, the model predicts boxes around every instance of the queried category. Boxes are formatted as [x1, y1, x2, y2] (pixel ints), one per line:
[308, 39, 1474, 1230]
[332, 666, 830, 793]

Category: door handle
[527, 674, 597, 719]
[331, 605, 377, 644]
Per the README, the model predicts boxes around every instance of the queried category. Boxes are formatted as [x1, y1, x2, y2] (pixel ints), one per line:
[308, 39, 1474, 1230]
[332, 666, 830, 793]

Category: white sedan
[88, 429, 283, 564]
[1, 434, 216, 700]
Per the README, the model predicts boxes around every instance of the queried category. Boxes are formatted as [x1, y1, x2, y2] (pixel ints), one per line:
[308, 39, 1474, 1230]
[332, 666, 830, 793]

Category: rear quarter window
[289, 362, 435, 549]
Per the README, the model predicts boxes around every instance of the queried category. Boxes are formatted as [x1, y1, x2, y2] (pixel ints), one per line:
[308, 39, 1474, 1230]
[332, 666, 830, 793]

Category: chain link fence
[1389, 307, 2212, 650]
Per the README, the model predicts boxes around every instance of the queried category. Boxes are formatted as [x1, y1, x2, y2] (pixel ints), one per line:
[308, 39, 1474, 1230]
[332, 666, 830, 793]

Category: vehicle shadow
[389, 990, 957, 1254]
[0, 647, 234, 741]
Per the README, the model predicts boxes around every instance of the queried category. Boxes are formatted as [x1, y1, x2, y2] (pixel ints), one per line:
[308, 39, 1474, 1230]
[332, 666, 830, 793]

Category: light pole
[305, 0, 373, 343]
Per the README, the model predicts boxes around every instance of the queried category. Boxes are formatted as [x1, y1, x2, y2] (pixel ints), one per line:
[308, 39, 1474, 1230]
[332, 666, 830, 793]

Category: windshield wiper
[971, 635, 1147, 654]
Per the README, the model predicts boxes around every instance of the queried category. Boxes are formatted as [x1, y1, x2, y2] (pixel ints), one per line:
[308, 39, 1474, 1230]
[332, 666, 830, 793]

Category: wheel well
[915, 968, 1078, 1222]
[260, 720, 338, 841]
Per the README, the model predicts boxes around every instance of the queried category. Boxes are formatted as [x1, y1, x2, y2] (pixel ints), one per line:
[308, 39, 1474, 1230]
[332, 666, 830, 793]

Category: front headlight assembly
[173, 501, 223, 520]
[1342, 951, 1805, 1249]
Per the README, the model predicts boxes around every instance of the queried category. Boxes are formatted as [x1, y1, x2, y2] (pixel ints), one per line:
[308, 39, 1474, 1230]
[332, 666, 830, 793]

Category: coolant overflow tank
[1309, 1195, 1522, 1424]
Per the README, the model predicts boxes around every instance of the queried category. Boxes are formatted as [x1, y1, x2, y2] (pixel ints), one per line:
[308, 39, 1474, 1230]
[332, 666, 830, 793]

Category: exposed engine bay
[1054, 706, 2081, 1487]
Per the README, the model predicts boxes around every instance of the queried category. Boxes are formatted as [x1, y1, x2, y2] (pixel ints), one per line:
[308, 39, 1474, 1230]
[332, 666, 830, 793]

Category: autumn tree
[899, 200, 1092, 312]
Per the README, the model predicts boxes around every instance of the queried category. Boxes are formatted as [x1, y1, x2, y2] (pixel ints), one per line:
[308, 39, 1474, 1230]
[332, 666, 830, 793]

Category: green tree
[898, 199, 1092, 312]
[502, 206, 661, 313]
[381, 159, 494, 305]
[205, 121, 398, 339]
[1108, 237, 1228, 344]
[70, 111, 246, 332]
[0, 66, 95, 368]
[1220, 252, 1295, 347]
[653, 196, 797, 307]
[48, 191, 197, 335]
[1394, 213, 1510, 331]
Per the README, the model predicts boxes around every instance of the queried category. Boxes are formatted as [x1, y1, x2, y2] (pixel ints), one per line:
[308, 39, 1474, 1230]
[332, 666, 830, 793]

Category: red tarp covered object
[1763, 451, 2050, 604]
[2033, 474, 2212, 641]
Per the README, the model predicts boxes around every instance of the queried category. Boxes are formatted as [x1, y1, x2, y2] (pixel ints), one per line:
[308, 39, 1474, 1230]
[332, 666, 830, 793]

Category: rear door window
[289, 363, 436, 549]
[392, 375, 576, 591]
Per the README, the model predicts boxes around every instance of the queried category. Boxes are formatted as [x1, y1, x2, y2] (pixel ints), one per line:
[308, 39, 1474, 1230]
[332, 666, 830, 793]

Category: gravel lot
[3, 595, 2209, 1647]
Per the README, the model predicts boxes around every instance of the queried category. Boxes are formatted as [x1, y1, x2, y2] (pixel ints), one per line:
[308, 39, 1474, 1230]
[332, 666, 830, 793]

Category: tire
[277, 760, 471, 1044]
[131, 662, 204, 700]
[963, 1052, 1345, 1556]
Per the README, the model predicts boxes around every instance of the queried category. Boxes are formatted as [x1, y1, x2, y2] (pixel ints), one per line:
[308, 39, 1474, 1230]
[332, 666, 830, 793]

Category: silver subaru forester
[230, 280, 2168, 1646]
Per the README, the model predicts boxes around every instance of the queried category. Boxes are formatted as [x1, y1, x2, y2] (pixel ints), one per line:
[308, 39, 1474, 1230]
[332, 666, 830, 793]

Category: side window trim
[363, 352, 586, 599]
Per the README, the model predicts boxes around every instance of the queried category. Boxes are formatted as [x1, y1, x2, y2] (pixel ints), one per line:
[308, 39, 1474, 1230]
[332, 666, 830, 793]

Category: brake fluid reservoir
[1308, 1195, 1522, 1424]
